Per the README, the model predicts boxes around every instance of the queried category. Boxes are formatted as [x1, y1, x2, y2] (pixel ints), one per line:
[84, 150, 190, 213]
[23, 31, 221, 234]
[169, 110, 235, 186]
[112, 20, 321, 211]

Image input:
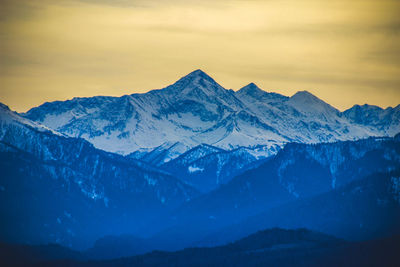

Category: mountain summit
[165, 69, 220, 92]
[236, 83, 288, 104]
[288, 90, 339, 119]
[184, 69, 215, 81]
[237, 83, 263, 96]
[159, 69, 240, 109]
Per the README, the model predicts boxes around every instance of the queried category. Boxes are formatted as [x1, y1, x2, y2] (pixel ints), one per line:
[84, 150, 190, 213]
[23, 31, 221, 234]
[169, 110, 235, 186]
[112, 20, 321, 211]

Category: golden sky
[0, 0, 399, 112]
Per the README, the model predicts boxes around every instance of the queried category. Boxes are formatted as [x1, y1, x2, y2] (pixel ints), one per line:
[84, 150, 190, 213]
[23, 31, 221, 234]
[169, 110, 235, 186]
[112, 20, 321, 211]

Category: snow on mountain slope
[236, 83, 382, 144]
[162, 144, 280, 192]
[287, 90, 339, 118]
[343, 104, 400, 136]
[0, 103, 62, 137]
[128, 141, 191, 166]
[236, 83, 288, 104]
[0, 104, 199, 209]
[23, 70, 398, 157]
[160, 144, 225, 167]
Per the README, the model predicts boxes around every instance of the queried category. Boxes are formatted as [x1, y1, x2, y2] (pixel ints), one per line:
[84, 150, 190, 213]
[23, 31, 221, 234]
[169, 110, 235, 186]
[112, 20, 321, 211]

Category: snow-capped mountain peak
[289, 90, 331, 108]
[291, 90, 318, 100]
[237, 83, 263, 97]
[20, 70, 399, 157]
[288, 90, 339, 117]
[343, 103, 400, 136]
[238, 82, 261, 92]
[236, 83, 288, 104]
[185, 69, 215, 82]
[161, 69, 228, 99]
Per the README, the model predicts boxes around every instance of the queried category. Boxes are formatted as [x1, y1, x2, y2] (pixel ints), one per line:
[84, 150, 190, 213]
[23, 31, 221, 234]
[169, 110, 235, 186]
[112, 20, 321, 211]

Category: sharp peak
[170, 69, 219, 87]
[184, 69, 214, 80]
[240, 82, 261, 90]
[245, 82, 258, 87]
[237, 83, 265, 95]
[165, 69, 227, 94]
[190, 69, 207, 75]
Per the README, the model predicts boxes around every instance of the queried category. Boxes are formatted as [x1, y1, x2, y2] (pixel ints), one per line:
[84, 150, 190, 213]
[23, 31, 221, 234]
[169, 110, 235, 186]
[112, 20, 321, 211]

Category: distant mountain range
[2, 229, 400, 267]
[0, 69, 399, 262]
[17, 69, 400, 193]
[3, 98, 398, 250]
[23, 69, 400, 161]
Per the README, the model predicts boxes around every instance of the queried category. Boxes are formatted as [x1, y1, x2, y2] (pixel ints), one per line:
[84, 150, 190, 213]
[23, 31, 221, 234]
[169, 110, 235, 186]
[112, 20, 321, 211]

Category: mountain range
[2, 100, 399, 250]
[23, 69, 400, 162]
[18, 69, 400, 193]
[0, 69, 399, 263]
